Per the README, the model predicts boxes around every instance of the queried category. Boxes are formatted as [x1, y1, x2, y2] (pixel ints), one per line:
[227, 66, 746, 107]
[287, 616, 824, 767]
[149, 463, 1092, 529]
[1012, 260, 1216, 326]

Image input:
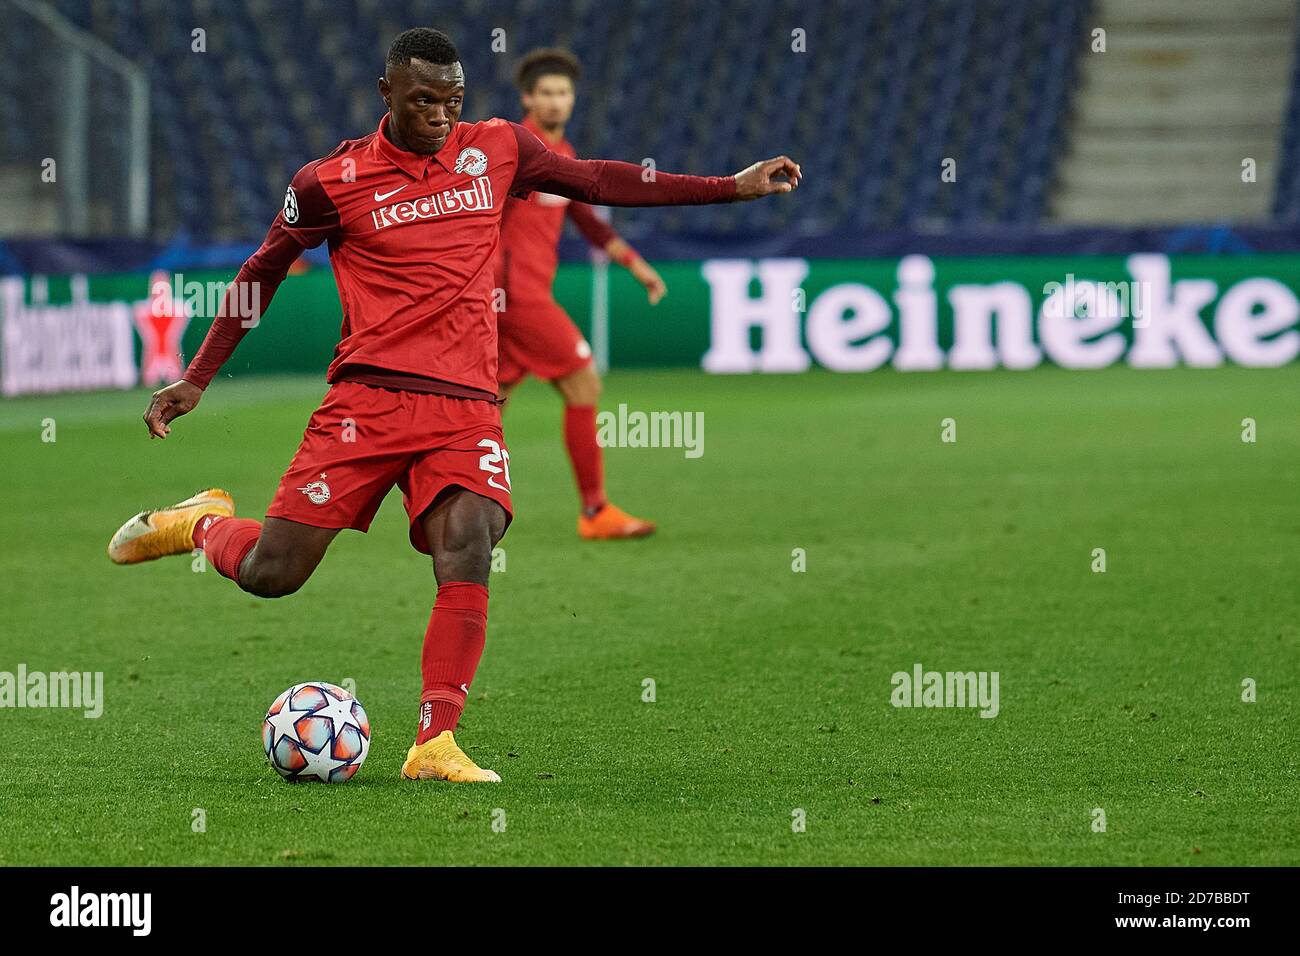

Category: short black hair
[515, 48, 581, 92]
[387, 28, 460, 72]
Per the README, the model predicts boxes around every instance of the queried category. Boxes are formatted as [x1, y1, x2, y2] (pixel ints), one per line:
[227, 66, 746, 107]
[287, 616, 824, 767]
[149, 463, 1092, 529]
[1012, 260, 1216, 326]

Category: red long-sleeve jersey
[497, 114, 623, 295]
[183, 114, 734, 401]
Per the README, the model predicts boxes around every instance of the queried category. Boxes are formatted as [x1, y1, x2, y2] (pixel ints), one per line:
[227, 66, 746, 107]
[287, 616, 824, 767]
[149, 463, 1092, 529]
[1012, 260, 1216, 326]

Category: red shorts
[497, 291, 593, 387]
[266, 380, 512, 554]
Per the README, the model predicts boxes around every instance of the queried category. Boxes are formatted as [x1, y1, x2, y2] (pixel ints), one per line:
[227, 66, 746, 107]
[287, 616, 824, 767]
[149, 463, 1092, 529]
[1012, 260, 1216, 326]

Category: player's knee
[560, 364, 601, 406]
[432, 501, 506, 582]
[487, 512, 507, 548]
[438, 520, 496, 565]
[433, 536, 492, 582]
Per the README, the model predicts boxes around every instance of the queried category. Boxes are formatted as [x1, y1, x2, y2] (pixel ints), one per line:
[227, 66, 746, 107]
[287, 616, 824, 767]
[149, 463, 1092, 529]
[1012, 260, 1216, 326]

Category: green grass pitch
[0, 365, 1296, 866]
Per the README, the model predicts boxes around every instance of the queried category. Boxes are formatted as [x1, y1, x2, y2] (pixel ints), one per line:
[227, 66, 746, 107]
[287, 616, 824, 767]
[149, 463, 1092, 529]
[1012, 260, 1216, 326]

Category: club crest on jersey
[454, 147, 488, 176]
[298, 474, 330, 505]
[283, 185, 299, 224]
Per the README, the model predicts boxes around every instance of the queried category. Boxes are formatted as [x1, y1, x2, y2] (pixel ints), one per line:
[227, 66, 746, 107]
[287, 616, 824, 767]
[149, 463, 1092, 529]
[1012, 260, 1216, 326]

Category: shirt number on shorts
[477, 439, 512, 492]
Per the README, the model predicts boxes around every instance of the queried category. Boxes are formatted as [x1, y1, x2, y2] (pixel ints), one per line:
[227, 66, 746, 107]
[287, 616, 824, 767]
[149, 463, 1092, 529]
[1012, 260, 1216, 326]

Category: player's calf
[238, 556, 309, 599]
[233, 517, 340, 598]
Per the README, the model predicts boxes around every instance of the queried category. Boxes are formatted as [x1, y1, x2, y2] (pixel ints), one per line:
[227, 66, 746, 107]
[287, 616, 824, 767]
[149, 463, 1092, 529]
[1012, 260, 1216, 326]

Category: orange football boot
[578, 502, 657, 540]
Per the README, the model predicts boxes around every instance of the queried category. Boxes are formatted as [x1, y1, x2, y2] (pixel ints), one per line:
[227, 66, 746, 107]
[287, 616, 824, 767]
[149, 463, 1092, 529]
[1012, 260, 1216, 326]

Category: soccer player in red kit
[496, 49, 666, 539]
[106, 28, 800, 783]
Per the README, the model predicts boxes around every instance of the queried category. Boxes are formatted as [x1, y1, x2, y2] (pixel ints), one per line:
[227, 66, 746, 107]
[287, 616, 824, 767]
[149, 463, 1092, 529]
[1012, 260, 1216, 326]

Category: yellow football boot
[107, 488, 234, 564]
[400, 730, 501, 783]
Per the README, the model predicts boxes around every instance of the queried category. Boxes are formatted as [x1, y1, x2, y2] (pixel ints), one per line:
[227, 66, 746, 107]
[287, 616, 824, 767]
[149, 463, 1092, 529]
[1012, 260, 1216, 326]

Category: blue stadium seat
[36, 0, 1093, 240]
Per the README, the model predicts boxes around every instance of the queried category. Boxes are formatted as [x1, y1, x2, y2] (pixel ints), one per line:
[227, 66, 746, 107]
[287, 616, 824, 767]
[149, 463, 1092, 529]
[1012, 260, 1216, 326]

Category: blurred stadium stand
[4, 0, 1092, 243]
[5, 0, 1300, 258]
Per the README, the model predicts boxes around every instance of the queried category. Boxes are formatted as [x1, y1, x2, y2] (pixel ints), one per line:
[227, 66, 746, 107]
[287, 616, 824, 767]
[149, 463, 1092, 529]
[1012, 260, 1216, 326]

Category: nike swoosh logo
[374, 185, 408, 202]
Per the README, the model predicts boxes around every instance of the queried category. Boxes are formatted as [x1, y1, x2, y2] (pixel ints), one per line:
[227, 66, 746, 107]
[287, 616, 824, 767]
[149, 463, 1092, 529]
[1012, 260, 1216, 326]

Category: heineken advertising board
[2, 252, 1297, 396]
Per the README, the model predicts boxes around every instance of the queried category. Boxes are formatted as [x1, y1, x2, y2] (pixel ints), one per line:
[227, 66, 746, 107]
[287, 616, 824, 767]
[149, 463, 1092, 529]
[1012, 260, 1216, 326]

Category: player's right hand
[144, 380, 203, 439]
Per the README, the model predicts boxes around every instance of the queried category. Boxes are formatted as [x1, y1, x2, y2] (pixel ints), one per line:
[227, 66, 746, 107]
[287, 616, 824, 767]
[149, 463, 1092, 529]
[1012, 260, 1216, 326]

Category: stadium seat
[35, 0, 1093, 240]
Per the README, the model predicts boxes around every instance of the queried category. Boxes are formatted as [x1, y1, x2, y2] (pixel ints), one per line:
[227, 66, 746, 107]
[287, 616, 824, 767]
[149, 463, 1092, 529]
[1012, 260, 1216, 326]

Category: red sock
[564, 404, 606, 513]
[417, 582, 489, 743]
[192, 513, 224, 550]
[201, 516, 261, 584]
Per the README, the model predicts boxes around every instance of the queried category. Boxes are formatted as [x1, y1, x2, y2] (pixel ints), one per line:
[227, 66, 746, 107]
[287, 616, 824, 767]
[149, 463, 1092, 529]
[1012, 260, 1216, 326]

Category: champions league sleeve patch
[283, 185, 299, 224]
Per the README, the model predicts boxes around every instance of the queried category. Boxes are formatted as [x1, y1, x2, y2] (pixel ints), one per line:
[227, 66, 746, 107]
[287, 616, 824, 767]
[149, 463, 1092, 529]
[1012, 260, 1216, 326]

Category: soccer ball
[262, 682, 371, 783]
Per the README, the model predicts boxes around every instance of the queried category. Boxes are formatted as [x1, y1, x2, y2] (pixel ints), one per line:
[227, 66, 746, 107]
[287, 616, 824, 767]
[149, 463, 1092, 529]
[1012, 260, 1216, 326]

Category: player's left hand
[733, 156, 801, 201]
[633, 261, 667, 305]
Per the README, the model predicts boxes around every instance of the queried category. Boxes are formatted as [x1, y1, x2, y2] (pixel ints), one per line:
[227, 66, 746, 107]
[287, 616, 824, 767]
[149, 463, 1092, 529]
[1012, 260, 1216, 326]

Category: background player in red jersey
[495, 49, 666, 540]
[106, 28, 800, 784]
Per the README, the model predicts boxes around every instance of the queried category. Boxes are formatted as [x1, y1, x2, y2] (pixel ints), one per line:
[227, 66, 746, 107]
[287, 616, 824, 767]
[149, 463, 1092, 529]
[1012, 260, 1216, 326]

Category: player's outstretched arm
[508, 122, 800, 209]
[144, 161, 341, 439]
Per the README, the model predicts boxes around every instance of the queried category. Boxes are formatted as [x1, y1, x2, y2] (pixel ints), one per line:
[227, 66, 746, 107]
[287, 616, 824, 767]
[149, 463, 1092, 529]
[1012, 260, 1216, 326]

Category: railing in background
[2, 0, 149, 238]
